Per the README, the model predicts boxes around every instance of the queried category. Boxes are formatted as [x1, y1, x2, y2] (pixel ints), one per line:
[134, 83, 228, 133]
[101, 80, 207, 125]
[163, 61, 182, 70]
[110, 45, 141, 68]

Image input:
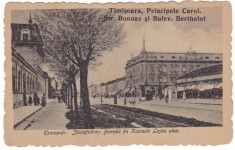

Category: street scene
[11, 8, 223, 130]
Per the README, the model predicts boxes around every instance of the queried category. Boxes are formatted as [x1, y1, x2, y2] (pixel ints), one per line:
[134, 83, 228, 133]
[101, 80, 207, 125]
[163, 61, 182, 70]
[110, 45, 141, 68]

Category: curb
[14, 107, 43, 129]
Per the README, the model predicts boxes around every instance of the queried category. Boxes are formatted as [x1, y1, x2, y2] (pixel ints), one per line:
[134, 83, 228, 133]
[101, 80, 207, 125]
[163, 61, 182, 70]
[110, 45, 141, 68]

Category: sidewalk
[14, 105, 42, 128]
[14, 99, 56, 128]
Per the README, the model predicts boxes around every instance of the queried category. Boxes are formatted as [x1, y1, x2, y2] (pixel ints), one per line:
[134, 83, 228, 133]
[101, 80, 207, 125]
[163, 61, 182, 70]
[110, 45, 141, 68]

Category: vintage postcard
[4, 2, 232, 146]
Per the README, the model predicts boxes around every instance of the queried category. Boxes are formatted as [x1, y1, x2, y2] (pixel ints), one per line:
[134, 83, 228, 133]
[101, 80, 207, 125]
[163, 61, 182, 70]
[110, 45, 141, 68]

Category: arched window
[21, 29, 30, 41]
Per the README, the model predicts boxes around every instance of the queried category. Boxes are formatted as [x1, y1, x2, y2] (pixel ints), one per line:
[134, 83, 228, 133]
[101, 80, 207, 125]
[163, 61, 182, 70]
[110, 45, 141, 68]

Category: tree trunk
[67, 85, 70, 109]
[72, 77, 78, 112]
[70, 84, 73, 111]
[80, 66, 94, 129]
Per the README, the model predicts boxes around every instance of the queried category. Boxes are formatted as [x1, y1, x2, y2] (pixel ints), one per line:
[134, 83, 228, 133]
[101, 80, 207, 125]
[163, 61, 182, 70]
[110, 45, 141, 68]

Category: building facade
[104, 76, 126, 97]
[125, 38, 223, 100]
[89, 77, 126, 98]
[174, 63, 223, 100]
[11, 16, 49, 108]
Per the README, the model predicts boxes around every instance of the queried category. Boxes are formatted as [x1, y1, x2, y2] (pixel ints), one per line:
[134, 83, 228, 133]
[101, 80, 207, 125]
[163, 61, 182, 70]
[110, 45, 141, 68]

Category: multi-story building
[103, 76, 126, 97]
[11, 14, 49, 108]
[125, 38, 223, 100]
[89, 77, 126, 98]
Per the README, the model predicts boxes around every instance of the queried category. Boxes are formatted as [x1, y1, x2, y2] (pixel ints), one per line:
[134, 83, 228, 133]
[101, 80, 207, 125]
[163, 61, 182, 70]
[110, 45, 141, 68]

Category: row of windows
[134, 55, 220, 61]
[127, 64, 201, 75]
[127, 73, 177, 85]
[12, 65, 38, 94]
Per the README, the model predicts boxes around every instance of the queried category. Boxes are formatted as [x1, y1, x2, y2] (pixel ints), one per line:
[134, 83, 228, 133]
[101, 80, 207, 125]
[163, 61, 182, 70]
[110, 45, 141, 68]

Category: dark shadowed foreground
[66, 104, 221, 129]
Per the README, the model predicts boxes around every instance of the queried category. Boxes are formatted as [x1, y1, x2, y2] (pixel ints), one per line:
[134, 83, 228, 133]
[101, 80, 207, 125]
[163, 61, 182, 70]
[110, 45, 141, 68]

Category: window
[12, 67, 16, 92]
[215, 56, 220, 59]
[205, 56, 209, 59]
[150, 65, 154, 74]
[35, 79, 37, 92]
[162, 76, 167, 82]
[160, 56, 164, 58]
[149, 75, 155, 82]
[27, 76, 30, 93]
[172, 56, 175, 59]
[140, 73, 144, 82]
[32, 78, 35, 92]
[21, 29, 30, 41]
[23, 72, 26, 93]
[18, 70, 21, 93]
[163, 66, 167, 72]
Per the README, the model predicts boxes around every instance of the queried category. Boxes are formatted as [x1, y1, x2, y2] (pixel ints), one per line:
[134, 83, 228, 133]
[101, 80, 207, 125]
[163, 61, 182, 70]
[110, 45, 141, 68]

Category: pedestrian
[37, 95, 40, 106]
[165, 92, 169, 104]
[114, 95, 117, 105]
[124, 97, 127, 106]
[41, 93, 47, 107]
[33, 92, 37, 106]
[28, 96, 32, 106]
[23, 93, 27, 106]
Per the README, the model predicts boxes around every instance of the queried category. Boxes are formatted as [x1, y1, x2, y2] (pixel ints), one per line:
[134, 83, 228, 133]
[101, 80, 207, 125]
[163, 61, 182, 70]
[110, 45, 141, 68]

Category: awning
[129, 88, 135, 93]
[199, 84, 215, 91]
[122, 88, 131, 94]
[165, 86, 176, 90]
[196, 84, 206, 90]
[111, 91, 117, 95]
[177, 86, 185, 91]
[215, 83, 223, 89]
[187, 84, 197, 90]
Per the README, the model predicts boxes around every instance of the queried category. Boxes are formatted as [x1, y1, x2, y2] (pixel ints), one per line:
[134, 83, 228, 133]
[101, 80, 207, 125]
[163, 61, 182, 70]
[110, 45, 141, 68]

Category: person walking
[41, 93, 47, 107]
[114, 94, 117, 105]
[23, 92, 27, 106]
[33, 92, 37, 106]
[124, 97, 127, 106]
[28, 96, 32, 106]
[165, 92, 169, 104]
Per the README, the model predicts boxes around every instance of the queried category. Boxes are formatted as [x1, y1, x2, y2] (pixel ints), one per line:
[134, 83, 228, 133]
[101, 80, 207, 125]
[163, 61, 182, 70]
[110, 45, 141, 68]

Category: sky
[11, 7, 222, 88]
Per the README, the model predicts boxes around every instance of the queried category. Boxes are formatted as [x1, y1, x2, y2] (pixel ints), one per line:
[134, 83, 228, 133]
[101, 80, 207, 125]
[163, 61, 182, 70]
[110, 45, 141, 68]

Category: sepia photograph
[11, 7, 223, 130]
[4, 1, 232, 146]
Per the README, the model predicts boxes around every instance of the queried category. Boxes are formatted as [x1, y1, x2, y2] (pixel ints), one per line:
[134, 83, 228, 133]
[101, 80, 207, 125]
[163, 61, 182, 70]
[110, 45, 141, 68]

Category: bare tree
[35, 9, 126, 128]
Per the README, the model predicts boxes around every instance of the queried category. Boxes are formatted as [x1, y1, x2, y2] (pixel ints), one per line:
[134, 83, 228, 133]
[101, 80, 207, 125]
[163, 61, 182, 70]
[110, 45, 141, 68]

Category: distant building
[103, 76, 126, 97]
[89, 76, 126, 98]
[173, 63, 223, 100]
[125, 38, 222, 100]
[88, 84, 99, 98]
[11, 14, 49, 108]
